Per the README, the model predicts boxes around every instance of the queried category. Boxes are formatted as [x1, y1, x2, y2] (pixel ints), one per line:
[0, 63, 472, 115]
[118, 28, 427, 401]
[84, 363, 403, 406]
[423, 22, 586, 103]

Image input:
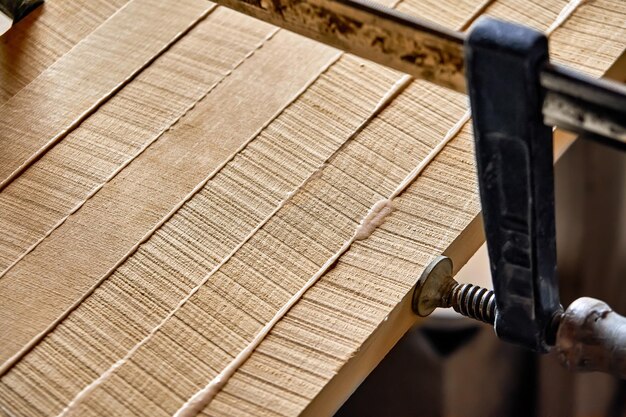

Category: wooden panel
[0, 0, 129, 103]
[0, 8, 276, 279]
[0, 48, 400, 417]
[61, 80, 469, 417]
[0, 0, 212, 189]
[0, 27, 340, 366]
[0, 0, 481, 414]
[0, 0, 624, 416]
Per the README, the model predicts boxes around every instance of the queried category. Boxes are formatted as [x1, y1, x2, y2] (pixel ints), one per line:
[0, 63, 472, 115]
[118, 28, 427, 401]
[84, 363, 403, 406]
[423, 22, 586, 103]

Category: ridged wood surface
[0, 0, 624, 416]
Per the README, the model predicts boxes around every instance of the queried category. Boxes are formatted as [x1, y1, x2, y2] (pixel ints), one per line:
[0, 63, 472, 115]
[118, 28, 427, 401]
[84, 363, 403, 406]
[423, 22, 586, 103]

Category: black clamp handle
[466, 17, 561, 352]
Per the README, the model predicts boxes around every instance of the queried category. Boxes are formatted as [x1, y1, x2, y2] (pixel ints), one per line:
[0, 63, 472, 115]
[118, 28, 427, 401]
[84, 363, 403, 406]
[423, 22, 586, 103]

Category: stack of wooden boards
[0, 0, 624, 416]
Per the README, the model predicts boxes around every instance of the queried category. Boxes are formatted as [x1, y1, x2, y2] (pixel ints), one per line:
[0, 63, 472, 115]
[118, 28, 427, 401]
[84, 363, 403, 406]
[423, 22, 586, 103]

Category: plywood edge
[301, 210, 484, 417]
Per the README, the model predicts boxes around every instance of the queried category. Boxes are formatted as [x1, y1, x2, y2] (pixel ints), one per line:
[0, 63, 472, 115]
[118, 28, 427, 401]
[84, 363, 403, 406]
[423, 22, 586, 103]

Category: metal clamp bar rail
[212, 0, 626, 147]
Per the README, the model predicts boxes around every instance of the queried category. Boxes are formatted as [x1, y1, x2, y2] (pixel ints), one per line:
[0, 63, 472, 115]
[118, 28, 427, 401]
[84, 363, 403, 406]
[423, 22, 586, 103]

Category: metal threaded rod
[412, 256, 498, 326]
[449, 283, 496, 325]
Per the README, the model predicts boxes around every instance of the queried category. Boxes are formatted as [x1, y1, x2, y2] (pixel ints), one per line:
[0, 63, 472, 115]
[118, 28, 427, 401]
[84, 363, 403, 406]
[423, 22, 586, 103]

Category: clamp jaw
[0, 0, 43, 36]
[466, 17, 559, 352]
[414, 17, 626, 377]
[0, 0, 42, 22]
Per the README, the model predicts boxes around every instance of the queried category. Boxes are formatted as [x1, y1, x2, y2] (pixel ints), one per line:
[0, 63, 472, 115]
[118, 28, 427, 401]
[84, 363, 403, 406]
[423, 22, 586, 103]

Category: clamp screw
[412, 256, 496, 325]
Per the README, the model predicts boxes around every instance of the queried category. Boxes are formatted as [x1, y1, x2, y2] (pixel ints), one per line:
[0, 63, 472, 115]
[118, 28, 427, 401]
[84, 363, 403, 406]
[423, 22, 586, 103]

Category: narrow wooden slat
[0, 0, 129, 104]
[0, 0, 213, 189]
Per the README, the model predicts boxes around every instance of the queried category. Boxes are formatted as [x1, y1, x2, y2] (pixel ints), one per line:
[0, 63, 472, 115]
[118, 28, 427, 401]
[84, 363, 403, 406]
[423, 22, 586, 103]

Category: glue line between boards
[0, 23, 277, 282]
[54, 39, 413, 417]
[545, 0, 587, 36]
[174, 0, 589, 414]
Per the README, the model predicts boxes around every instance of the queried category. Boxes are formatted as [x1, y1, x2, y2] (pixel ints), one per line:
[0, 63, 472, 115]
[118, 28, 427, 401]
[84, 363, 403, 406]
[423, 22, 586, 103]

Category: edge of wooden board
[301, 50, 626, 417]
[300, 212, 485, 417]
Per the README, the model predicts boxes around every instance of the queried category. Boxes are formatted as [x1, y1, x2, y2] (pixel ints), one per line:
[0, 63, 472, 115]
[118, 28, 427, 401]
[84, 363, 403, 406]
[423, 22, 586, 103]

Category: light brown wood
[0, 15, 341, 367]
[0, 0, 212, 190]
[0, 0, 624, 416]
[0, 0, 129, 104]
[0, 7, 277, 289]
[58, 80, 469, 417]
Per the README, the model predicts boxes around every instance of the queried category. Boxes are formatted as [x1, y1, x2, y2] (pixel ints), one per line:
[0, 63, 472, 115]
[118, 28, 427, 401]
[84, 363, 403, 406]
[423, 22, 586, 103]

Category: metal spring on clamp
[412, 256, 498, 325]
[449, 283, 496, 325]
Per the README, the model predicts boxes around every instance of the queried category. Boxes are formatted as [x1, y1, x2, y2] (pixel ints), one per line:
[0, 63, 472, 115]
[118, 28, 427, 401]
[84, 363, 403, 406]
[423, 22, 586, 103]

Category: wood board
[0, 0, 624, 416]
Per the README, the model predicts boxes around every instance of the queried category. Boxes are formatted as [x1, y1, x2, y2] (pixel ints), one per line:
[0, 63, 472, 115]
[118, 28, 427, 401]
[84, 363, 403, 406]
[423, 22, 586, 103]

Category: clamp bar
[542, 63, 626, 148]
[213, 0, 626, 147]
[213, 0, 466, 92]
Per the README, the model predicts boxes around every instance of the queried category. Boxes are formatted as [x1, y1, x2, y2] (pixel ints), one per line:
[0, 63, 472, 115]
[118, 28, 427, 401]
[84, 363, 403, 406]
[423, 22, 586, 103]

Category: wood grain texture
[0, 0, 624, 416]
[210, 122, 478, 417]
[0, 0, 481, 414]
[0, 48, 401, 417]
[548, 0, 626, 76]
[54, 81, 469, 417]
[0, 0, 213, 190]
[0, 8, 276, 280]
[0, 0, 129, 104]
[0, 26, 340, 366]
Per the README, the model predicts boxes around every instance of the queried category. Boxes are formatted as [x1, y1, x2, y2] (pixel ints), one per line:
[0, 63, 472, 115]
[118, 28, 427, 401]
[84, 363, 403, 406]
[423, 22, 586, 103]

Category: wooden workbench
[0, 0, 624, 415]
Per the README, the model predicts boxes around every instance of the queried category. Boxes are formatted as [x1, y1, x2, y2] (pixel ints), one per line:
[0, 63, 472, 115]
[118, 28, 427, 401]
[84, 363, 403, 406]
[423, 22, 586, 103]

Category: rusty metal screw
[412, 256, 496, 325]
